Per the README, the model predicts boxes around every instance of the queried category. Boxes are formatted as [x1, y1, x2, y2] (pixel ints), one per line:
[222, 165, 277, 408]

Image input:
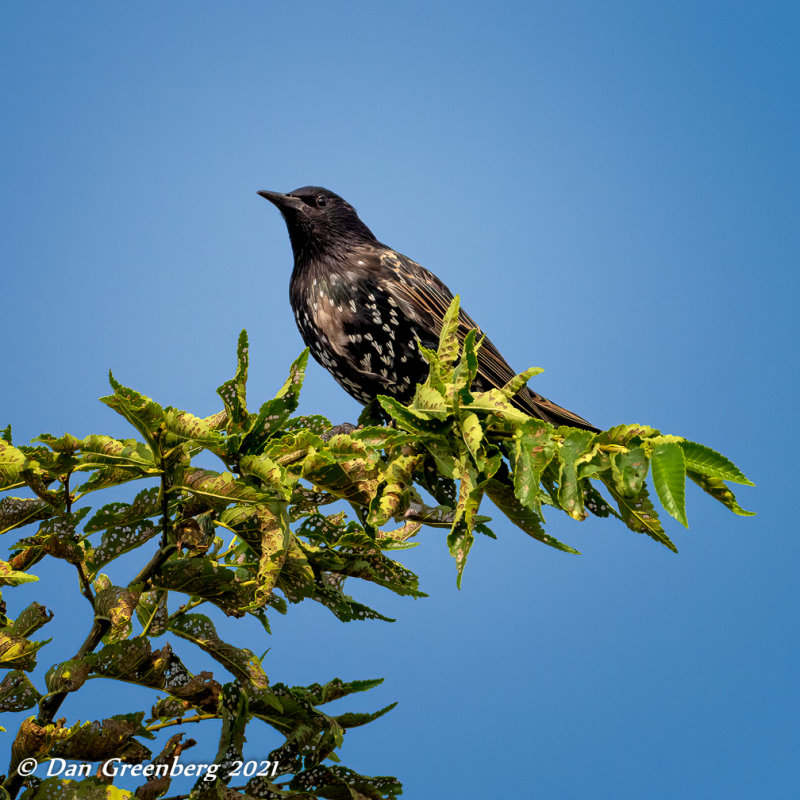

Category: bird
[258, 186, 598, 432]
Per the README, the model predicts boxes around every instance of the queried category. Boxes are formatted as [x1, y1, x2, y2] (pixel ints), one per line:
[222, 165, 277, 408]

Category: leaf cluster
[0, 302, 752, 798]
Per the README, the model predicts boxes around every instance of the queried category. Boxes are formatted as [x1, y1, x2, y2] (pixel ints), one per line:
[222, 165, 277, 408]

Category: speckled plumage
[259, 186, 598, 432]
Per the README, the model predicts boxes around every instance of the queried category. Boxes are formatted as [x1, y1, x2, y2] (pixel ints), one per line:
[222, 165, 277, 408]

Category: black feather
[258, 186, 598, 432]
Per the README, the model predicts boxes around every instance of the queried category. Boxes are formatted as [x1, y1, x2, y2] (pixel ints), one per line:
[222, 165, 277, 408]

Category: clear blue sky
[1, 2, 797, 797]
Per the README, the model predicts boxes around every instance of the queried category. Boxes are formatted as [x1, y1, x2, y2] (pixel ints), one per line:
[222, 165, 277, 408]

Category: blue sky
[1, 2, 798, 797]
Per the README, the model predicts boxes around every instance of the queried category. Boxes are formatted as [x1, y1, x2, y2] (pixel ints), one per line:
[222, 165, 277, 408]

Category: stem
[64, 472, 94, 609]
[75, 562, 95, 608]
[137, 591, 164, 638]
[3, 441, 179, 799]
[145, 713, 217, 733]
[129, 541, 176, 587]
[167, 597, 204, 623]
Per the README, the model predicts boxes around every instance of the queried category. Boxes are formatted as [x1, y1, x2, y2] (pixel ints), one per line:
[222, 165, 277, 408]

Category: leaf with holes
[170, 613, 269, 689]
[0, 670, 41, 712]
[101, 375, 165, 451]
[217, 329, 250, 430]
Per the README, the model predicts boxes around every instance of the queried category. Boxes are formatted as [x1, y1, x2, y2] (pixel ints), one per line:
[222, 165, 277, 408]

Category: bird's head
[258, 186, 377, 262]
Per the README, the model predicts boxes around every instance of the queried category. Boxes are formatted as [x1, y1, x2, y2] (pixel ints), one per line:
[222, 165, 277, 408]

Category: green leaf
[609, 447, 649, 498]
[240, 454, 292, 500]
[600, 423, 660, 445]
[177, 468, 276, 507]
[274, 347, 309, 404]
[203, 684, 249, 796]
[0, 630, 50, 671]
[437, 295, 461, 367]
[0, 670, 41, 712]
[94, 585, 141, 644]
[217, 328, 250, 429]
[153, 557, 253, 615]
[604, 481, 677, 552]
[412, 384, 448, 418]
[19, 778, 135, 799]
[0, 496, 53, 535]
[286, 764, 402, 800]
[465, 389, 530, 425]
[451, 328, 481, 392]
[378, 395, 447, 434]
[170, 613, 270, 689]
[87, 520, 160, 572]
[335, 701, 398, 730]
[651, 442, 688, 526]
[14, 508, 91, 564]
[687, 470, 755, 516]
[163, 407, 225, 451]
[680, 440, 754, 485]
[49, 712, 151, 762]
[486, 475, 579, 554]
[241, 350, 311, 453]
[73, 436, 158, 497]
[369, 454, 419, 527]
[583, 483, 620, 519]
[101, 375, 165, 450]
[10, 602, 53, 638]
[556, 429, 595, 521]
[460, 411, 484, 460]
[501, 365, 545, 399]
[253, 505, 292, 605]
[91, 638, 221, 709]
[45, 657, 93, 694]
[135, 589, 168, 637]
[84, 486, 160, 533]
[0, 560, 40, 587]
[0, 440, 28, 490]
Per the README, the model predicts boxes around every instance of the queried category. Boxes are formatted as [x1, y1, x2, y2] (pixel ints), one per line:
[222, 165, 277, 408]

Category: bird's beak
[257, 190, 305, 212]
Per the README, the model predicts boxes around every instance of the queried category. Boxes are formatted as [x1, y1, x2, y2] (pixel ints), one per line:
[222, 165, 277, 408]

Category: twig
[3, 445, 178, 799]
[145, 713, 217, 733]
[167, 597, 204, 623]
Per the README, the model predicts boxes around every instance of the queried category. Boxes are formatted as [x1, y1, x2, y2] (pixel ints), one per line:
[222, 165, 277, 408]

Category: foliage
[0, 298, 752, 798]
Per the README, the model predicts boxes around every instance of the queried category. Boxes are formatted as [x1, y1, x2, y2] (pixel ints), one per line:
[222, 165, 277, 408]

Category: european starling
[258, 186, 598, 432]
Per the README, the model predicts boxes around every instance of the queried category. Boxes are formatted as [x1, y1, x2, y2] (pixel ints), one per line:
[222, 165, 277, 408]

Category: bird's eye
[315, 195, 328, 208]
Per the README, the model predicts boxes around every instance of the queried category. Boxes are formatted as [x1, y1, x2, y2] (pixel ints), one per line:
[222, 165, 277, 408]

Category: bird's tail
[514, 386, 600, 433]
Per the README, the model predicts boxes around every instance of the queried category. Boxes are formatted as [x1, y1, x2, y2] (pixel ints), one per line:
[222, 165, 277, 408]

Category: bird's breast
[289, 269, 429, 404]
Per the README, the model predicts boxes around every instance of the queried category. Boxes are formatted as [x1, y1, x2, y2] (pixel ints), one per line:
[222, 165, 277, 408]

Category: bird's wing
[372, 247, 598, 431]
